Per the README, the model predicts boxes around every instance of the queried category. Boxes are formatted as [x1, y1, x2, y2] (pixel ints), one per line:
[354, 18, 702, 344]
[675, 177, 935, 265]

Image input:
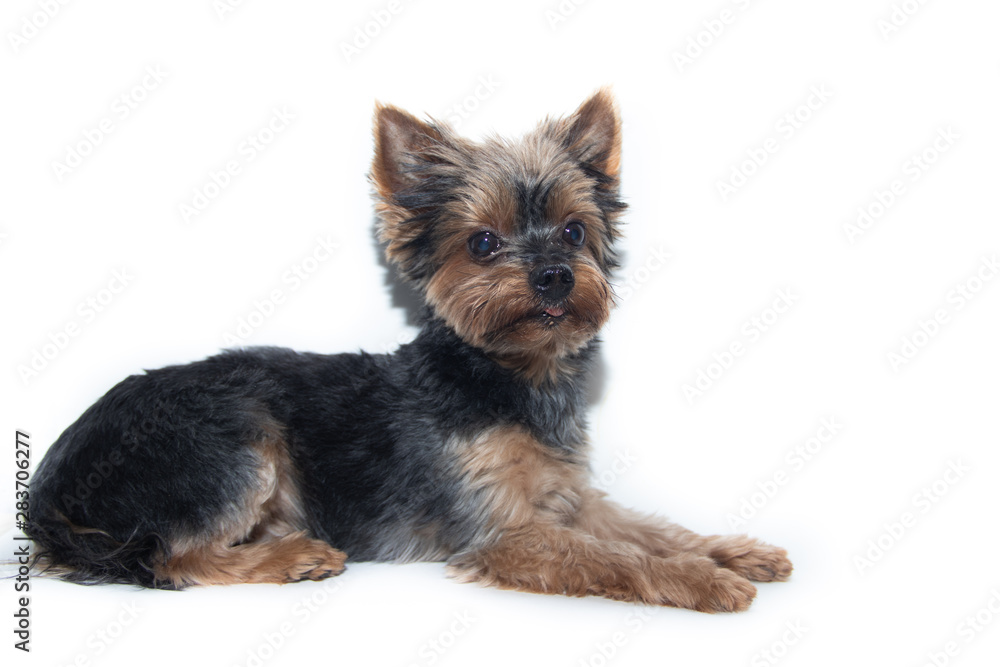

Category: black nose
[530, 264, 574, 301]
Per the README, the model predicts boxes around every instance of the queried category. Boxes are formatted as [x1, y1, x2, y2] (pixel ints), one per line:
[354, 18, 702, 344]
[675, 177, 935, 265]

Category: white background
[2, 1, 999, 666]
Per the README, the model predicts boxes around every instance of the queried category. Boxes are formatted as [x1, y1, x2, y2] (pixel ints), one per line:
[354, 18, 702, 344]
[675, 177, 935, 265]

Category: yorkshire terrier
[28, 89, 791, 611]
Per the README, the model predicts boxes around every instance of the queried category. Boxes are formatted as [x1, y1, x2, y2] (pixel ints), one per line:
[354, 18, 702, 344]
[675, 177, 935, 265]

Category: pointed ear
[371, 103, 444, 198]
[562, 88, 622, 180]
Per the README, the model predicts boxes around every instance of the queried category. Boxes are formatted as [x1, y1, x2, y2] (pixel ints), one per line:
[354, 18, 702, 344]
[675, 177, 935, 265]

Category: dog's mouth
[540, 305, 567, 324]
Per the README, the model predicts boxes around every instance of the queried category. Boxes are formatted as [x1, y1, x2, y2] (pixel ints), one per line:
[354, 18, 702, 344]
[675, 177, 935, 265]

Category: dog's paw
[711, 537, 793, 582]
[652, 553, 757, 612]
[697, 566, 758, 612]
[283, 540, 348, 583]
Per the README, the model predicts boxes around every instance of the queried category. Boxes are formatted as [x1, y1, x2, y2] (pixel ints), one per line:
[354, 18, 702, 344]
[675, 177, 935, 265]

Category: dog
[27, 89, 791, 611]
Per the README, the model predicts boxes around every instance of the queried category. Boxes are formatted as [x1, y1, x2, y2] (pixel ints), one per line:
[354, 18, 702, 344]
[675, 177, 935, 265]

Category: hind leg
[153, 415, 347, 588]
[30, 360, 353, 587]
[155, 531, 346, 586]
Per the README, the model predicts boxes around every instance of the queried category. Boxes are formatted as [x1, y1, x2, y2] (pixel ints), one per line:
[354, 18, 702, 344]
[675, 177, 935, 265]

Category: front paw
[656, 553, 758, 612]
[694, 566, 758, 612]
[711, 537, 793, 582]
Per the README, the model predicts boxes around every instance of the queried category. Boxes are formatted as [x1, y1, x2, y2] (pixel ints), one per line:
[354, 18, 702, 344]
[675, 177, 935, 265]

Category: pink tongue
[544, 307, 565, 317]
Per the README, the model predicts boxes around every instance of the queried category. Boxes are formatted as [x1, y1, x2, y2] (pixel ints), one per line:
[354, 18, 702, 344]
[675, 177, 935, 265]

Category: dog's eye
[468, 231, 501, 258]
[562, 221, 586, 247]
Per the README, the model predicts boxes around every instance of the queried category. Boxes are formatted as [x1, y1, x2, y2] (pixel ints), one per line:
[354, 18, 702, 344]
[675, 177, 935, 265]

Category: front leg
[446, 427, 760, 611]
[447, 525, 757, 612]
[573, 489, 793, 583]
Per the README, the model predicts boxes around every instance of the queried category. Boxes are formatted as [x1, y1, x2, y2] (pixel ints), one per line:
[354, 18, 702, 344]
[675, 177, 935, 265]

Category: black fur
[28, 315, 595, 586]
[28, 91, 625, 588]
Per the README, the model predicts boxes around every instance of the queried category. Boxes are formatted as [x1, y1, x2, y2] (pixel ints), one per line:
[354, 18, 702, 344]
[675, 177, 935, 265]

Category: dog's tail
[23, 506, 171, 588]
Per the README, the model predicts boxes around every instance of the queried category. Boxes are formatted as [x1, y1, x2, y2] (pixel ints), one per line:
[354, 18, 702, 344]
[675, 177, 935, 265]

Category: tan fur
[559, 87, 622, 179]
[154, 417, 346, 587]
[247, 417, 309, 541]
[448, 531, 757, 612]
[444, 427, 785, 611]
[154, 531, 346, 587]
[574, 489, 792, 582]
[451, 426, 589, 542]
[370, 91, 623, 386]
[30, 91, 790, 607]
[425, 252, 611, 385]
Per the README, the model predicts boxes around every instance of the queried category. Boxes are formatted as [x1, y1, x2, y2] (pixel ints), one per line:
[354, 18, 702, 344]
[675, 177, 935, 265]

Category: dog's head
[371, 90, 626, 383]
